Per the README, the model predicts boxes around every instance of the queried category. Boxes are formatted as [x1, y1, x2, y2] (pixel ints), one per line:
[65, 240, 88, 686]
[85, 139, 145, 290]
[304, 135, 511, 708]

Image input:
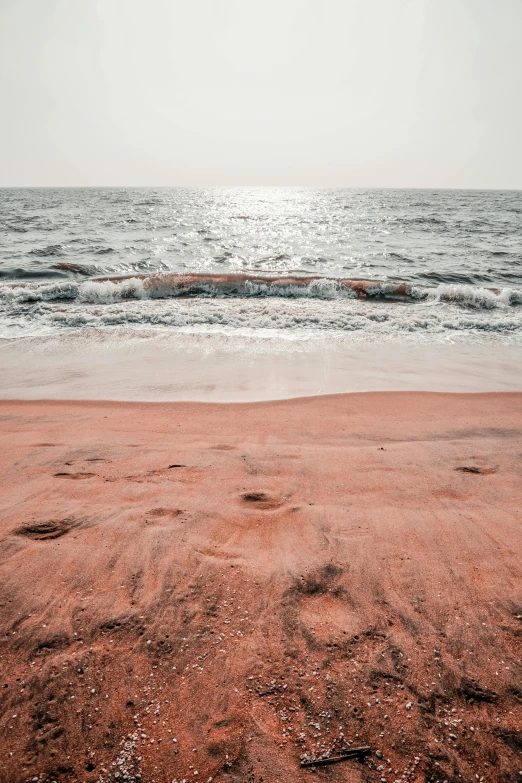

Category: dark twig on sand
[300, 746, 371, 767]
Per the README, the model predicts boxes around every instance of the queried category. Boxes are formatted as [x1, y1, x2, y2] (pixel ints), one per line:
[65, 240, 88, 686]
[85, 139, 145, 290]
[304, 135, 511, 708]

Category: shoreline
[1, 387, 521, 406]
[2, 332, 521, 402]
[1, 392, 521, 782]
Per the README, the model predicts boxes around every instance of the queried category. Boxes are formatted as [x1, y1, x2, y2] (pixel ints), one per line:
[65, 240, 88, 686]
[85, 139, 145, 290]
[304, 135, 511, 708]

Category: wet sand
[2, 330, 522, 401]
[0, 393, 521, 783]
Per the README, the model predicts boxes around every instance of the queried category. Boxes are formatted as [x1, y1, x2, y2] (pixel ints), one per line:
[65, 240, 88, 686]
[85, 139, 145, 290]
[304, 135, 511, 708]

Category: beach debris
[53, 471, 96, 479]
[300, 746, 371, 767]
[455, 465, 497, 475]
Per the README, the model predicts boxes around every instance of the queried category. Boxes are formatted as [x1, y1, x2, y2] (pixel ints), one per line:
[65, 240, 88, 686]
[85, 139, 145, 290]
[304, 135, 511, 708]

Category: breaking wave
[1, 273, 521, 309]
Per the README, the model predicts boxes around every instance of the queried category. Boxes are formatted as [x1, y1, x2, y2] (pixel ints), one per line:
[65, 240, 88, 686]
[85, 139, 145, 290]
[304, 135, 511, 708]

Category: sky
[0, 0, 521, 188]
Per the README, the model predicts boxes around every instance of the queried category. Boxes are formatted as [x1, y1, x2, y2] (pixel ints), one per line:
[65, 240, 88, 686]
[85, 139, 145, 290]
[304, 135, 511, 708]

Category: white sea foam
[0, 280, 80, 303]
[410, 283, 522, 308]
[0, 296, 519, 341]
[79, 278, 147, 303]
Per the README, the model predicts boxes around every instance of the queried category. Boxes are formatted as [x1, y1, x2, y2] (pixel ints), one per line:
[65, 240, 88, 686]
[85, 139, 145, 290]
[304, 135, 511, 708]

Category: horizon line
[1, 184, 521, 192]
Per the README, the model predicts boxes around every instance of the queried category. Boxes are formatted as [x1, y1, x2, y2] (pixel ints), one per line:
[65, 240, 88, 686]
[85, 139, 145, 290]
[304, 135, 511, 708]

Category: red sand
[0, 393, 521, 783]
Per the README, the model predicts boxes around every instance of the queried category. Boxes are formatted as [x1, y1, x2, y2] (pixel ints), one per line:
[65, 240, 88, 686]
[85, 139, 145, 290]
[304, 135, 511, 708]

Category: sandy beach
[0, 392, 521, 783]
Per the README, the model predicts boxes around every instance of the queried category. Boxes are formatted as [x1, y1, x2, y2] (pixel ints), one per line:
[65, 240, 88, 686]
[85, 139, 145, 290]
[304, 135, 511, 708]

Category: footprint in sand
[144, 508, 184, 525]
[16, 519, 77, 540]
[240, 492, 284, 510]
[147, 507, 182, 518]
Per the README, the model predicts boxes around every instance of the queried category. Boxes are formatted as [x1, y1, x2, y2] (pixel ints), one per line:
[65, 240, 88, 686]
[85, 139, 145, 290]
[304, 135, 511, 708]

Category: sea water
[1, 187, 521, 399]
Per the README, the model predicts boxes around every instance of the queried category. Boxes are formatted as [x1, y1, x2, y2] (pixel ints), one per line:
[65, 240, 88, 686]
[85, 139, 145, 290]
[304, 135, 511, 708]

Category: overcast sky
[1, 0, 521, 188]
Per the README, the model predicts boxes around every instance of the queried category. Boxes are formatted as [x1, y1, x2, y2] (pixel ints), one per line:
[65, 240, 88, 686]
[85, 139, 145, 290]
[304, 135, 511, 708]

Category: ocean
[1, 187, 521, 400]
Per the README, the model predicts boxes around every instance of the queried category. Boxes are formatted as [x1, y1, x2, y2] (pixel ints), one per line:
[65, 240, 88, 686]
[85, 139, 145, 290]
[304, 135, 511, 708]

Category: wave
[53, 262, 92, 275]
[0, 273, 521, 310]
[417, 271, 492, 285]
[0, 267, 74, 281]
[28, 244, 65, 257]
